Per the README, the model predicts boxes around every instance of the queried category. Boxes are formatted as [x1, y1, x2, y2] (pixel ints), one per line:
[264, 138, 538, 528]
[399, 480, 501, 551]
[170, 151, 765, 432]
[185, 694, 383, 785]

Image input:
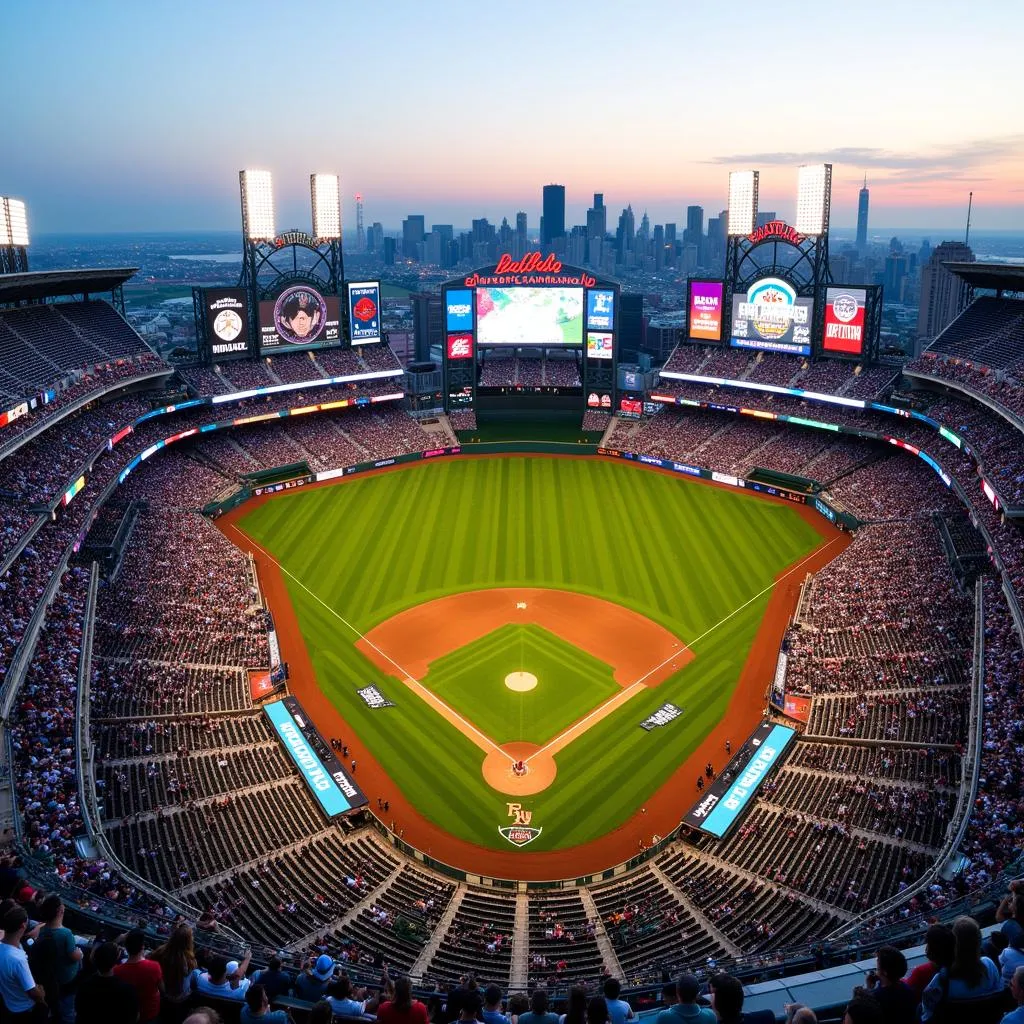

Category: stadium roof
[946, 261, 1024, 292]
[0, 267, 138, 304]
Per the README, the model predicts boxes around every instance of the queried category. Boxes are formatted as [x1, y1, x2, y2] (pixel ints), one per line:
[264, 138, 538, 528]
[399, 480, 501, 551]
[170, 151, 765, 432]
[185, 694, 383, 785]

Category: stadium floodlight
[0, 200, 9, 246]
[727, 171, 759, 236]
[240, 169, 275, 241]
[6, 199, 29, 247]
[795, 163, 831, 236]
[311, 173, 341, 239]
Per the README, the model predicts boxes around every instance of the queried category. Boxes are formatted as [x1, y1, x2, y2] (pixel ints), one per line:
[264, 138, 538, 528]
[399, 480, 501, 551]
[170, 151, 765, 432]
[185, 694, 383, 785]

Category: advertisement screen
[688, 280, 724, 342]
[447, 333, 474, 360]
[446, 289, 474, 332]
[586, 332, 614, 360]
[822, 287, 867, 356]
[587, 392, 612, 409]
[204, 288, 252, 361]
[586, 289, 615, 330]
[476, 287, 584, 346]
[730, 277, 812, 356]
[259, 284, 341, 353]
[347, 281, 382, 344]
[620, 398, 642, 417]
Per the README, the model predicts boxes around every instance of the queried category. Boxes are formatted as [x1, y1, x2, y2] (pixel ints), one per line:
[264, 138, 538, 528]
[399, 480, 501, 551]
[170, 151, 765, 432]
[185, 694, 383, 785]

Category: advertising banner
[586, 289, 616, 330]
[264, 697, 367, 816]
[586, 332, 614, 360]
[347, 281, 382, 344]
[447, 333, 474, 360]
[445, 289, 474, 331]
[204, 288, 253, 361]
[259, 284, 341, 354]
[587, 392, 612, 409]
[730, 278, 812, 356]
[682, 722, 796, 838]
[619, 398, 642, 417]
[688, 280, 725, 342]
[822, 287, 866, 356]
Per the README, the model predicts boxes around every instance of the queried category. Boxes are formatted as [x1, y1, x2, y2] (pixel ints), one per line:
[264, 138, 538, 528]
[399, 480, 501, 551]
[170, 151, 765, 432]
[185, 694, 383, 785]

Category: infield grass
[235, 456, 825, 853]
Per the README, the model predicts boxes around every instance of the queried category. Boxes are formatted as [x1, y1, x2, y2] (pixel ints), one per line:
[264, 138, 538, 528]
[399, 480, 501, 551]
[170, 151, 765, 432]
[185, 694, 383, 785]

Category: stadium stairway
[408, 884, 467, 976]
[649, 861, 743, 957]
[510, 894, 530, 989]
[578, 888, 627, 979]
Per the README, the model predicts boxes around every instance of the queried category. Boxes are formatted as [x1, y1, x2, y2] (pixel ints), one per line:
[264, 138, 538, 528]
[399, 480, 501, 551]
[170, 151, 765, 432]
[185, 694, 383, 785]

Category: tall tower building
[402, 215, 425, 260]
[542, 184, 566, 246]
[856, 175, 870, 250]
[917, 241, 974, 345]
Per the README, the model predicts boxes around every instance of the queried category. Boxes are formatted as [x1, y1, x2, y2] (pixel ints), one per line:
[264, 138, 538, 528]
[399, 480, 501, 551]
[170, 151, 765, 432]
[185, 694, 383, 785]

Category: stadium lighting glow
[0, 197, 28, 247]
[311, 173, 341, 239]
[0, 200, 9, 246]
[240, 170, 275, 241]
[795, 164, 830, 236]
[727, 171, 758, 236]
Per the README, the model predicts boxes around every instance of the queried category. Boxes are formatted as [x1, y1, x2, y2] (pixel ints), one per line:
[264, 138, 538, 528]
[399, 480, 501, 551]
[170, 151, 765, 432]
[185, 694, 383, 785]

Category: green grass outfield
[236, 456, 824, 853]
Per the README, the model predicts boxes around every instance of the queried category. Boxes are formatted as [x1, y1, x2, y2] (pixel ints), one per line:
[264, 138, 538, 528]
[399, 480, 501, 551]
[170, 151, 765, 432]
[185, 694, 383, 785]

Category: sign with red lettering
[822, 287, 866, 356]
[465, 253, 595, 288]
[747, 220, 806, 246]
[447, 333, 474, 360]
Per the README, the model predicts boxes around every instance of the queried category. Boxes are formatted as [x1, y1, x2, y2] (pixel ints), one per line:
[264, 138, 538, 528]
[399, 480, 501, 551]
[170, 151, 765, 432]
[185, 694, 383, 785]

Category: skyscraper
[917, 240, 974, 345]
[684, 206, 704, 266]
[542, 184, 565, 246]
[856, 175, 870, 249]
[401, 215, 425, 259]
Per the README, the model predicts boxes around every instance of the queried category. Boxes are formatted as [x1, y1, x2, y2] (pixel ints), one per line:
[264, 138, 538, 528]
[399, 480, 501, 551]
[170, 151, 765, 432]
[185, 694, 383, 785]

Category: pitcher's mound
[505, 671, 538, 692]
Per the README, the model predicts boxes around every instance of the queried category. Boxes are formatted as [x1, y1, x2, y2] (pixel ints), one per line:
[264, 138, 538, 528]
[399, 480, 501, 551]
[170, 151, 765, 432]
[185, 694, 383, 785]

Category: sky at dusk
[3, 0, 1023, 236]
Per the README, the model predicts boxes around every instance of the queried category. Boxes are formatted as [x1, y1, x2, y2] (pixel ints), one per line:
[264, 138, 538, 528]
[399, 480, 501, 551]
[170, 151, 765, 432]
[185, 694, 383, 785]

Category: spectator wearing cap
[0, 905, 47, 1022]
[191, 952, 251, 1001]
[113, 929, 162, 1024]
[240, 982, 291, 1023]
[74, 941, 138, 1024]
[482, 985, 508, 1024]
[860, 946, 917, 1024]
[252, 956, 293, 1002]
[655, 975, 715, 1024]
[603, 979, 634, 1024]
[707, 973, 773, 1023]
[294, 954, 335, 1002]
[327, 975, 376, 1018]
[29, 894, 82, 1024]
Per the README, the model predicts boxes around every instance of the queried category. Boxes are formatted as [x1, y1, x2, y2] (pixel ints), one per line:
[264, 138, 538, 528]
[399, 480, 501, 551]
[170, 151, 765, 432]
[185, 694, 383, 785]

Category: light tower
[355, 193, 365, 252]
[0, 197, 30, 274]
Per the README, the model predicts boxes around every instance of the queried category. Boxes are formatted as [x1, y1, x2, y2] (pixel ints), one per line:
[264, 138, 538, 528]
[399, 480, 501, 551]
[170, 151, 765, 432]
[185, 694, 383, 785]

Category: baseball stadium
[0, 170, 1022, 1024]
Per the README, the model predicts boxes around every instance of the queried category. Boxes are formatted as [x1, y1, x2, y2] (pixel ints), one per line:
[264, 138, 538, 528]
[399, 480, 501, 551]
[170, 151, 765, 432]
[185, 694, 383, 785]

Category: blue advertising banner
[683, 722, 796, 838]
[445, 289, 474, 331]
[264, 698, 366, 817]
[586, 289, 615, 330]
[347, 281, 382, 344]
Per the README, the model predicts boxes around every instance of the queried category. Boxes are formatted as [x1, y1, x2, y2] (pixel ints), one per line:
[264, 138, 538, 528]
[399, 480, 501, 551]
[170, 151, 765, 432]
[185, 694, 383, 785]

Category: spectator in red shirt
[907, 925, 955, 1002]
[378, 976, 429, 1024]
[113, 930, 163, 1024]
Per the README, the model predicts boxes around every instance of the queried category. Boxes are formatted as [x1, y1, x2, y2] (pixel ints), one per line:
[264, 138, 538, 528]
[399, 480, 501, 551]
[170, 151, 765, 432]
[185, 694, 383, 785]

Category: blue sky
[3, 0, 1022, 234]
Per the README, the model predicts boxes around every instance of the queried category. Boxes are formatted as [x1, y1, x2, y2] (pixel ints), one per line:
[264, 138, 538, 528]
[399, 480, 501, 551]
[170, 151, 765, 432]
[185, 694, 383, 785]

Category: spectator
[604, 979, 634, 1024]
[191, 953, 251, 1001]
[446, 976, 477, 1022]
[377, 976, 430, 1024]
[327, 975, 375, 1017]
[559, 987, 587, 1024]
[483, 985, 508, 1024]
[252, 955, 292, 1002]
[113, 929, 162, 1024]
[660, 983, 677, 1009]
[587, 998, 611, 1024]
[454, 992, 483, 1024]
[240, 983, 291, 1024]
[921, 916, 1004, 1021]
[518, 990, 559, 1024]
[783, 1008, 816, 1024]
[308, 1002, 333, 1024]
[656, 975, 714, 1024]
[29, 894, 83, 1024]
[294, 954, 335, 1002]
[184, 1012, 222, 1024]
[907, 925, 955, 1000]
[860, 946, 916, 1024]
[1002, 935, 1024, 986]
[707, 973, 773, 1023]
[842, 998, 882, 1024]
[0, 905, 47, 1022]
[74, 941, 138, 1024]
[1002, 966, 1024, 1024]
[149, 923, 197, 1011]
[998, 893, 1024, 956]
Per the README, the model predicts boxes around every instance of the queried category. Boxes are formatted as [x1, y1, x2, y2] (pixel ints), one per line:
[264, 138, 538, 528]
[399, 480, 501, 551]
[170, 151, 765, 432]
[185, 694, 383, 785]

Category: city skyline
[3, 0, 1023, 235]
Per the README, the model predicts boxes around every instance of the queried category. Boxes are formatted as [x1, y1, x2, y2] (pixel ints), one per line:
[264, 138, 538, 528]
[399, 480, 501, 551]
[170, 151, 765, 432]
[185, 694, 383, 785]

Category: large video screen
[476, 287, 584, 346]
[688, 280, 724, 342]
[204, 288, 253, 361]
[822, 287, 866, 357]
[347, 281, 382, 344]
[259, 284, 341, 354]
[730, 277, 812, 356]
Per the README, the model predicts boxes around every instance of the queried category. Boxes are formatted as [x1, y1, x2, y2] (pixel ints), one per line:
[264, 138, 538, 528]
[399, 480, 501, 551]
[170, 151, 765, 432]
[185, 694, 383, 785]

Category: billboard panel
[476, 287, 584, 346]
[619, 398, 642, 417]
[730, 277, 812, 356]
[587, 392, 612, 409]
[347, 281, 382, 344]
[688, 280, 725, 342]
[445, 289, 474, 332]
[822, 287, 867, 356]
[586, 332, 614, 360]
[259, 284, 341, 354]
[204, 288, 253, 361]
[586, 289, 615, 330]
[447, 333, 474, 360]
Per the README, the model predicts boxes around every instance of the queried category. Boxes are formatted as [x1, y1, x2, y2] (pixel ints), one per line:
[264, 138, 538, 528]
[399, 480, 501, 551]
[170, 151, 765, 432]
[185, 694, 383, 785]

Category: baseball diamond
[223, 454, 848, 877]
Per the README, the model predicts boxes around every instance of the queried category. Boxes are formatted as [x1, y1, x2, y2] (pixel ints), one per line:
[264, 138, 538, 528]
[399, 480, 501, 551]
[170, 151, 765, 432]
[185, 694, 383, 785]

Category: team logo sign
[353, 296, 378, 322]
[499, 802, 543, 847]
[831, 293, 859, 322]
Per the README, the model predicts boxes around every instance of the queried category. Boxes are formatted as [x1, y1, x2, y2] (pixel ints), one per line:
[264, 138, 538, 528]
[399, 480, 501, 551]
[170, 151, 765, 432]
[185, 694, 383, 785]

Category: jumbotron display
[259, 284, 341, 354]
[476, 286, 584, 346]
[730, 277, 813, 356]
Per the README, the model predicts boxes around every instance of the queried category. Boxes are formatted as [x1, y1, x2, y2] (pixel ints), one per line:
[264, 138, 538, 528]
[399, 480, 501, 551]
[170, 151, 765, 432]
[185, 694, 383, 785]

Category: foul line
[524, 533, 847, 764]
[226, 526, 509, 761]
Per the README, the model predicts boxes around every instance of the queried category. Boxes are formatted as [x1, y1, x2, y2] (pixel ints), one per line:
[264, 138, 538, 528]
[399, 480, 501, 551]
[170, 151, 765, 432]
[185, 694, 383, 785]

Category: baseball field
[227, 455, 841, 871]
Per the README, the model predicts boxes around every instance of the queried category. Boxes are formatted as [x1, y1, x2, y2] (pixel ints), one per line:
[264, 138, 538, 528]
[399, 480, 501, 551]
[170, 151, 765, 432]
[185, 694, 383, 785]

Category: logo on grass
[357, 685, 395, 709]
[499, 802, 543, 847]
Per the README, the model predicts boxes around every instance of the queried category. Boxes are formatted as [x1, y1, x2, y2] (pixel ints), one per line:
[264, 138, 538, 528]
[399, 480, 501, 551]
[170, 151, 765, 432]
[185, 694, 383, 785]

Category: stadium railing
[904, 364, 1024, 437]
[75, 563, 100, 842]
